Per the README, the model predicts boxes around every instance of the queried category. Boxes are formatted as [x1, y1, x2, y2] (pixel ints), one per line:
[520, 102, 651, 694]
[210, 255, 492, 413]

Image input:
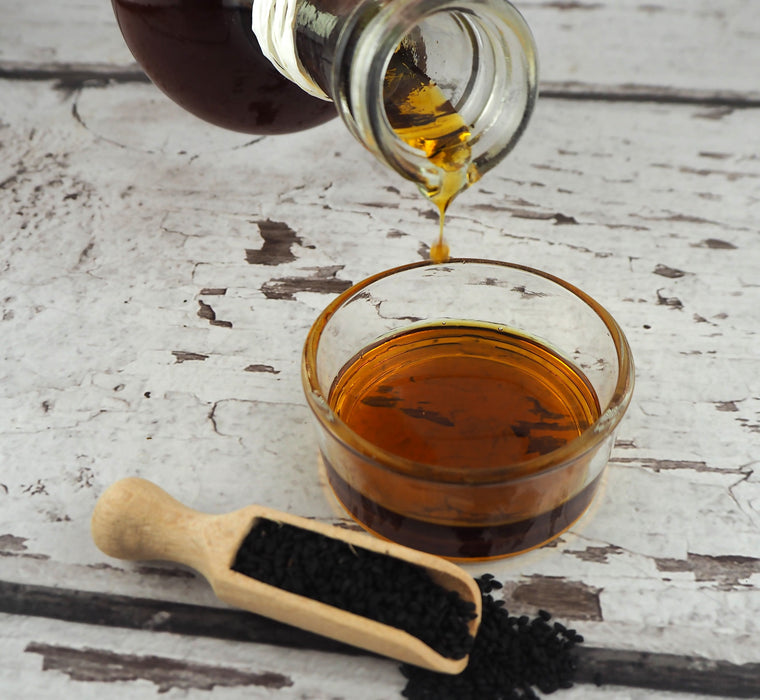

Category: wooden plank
[0, 612, 407, 699]
[519, 0, 760, 94]
[8, 614, 733, 700]
[4, 581, 760, 697]
[1, 0, 759, 95]
[0, 0, 134, 67]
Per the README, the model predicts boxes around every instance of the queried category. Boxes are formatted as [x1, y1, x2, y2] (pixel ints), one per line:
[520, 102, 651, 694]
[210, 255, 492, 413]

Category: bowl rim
[301, 258, 635, 485]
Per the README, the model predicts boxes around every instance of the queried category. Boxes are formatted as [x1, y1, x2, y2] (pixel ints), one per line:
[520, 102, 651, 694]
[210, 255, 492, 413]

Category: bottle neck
[294, 0, 363, 100]
[254, 0, 538, 203]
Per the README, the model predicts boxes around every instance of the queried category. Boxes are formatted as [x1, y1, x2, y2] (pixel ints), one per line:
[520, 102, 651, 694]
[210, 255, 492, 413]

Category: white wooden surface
[1, 0, 759, 698]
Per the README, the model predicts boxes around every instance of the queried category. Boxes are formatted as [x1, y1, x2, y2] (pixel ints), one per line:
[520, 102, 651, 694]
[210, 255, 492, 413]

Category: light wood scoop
[91, 477, 481, 674]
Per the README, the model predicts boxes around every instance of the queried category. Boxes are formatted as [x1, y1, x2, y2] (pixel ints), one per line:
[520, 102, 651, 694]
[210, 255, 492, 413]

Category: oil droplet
[430, 236, 450, 264]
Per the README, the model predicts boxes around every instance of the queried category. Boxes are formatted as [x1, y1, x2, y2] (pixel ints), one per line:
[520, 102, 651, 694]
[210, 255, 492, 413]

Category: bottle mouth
[333, 0, 538, 197]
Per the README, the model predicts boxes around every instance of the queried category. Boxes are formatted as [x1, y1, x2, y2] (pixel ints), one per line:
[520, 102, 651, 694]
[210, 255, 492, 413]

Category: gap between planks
[1, 62, 760, 108]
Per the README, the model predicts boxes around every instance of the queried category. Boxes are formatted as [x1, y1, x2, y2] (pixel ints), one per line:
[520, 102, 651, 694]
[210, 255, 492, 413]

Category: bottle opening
[338, 0, 537, 205]
[383, 17, 475, 208]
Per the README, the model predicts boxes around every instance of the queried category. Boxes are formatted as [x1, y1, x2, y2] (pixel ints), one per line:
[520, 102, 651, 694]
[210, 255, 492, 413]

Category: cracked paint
[655, 553, 760, 589]
[506, 576, 603, 621]
[246, 220, 302, 266]
[260, 267, 353, 300]
[25, 643, 294, 693]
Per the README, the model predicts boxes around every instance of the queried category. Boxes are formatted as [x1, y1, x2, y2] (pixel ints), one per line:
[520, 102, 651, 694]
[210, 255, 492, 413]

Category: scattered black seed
[400, 575, 582, 699]
[232, 519, 476, 659]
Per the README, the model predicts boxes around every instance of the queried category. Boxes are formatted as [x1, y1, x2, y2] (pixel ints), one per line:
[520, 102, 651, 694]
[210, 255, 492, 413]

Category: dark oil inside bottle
[326, 323, 602, 559]
[112, 0, 336, 134]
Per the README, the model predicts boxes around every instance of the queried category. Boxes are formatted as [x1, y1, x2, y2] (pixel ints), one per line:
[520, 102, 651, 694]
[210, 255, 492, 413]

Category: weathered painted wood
[1, 0, 760, 697]
[0, 611, 407, 699]
[1, 0, 760, 96]
[6, 611, 750, 699]
[519, 0, 760, 96]
[4, 581, 760, 697]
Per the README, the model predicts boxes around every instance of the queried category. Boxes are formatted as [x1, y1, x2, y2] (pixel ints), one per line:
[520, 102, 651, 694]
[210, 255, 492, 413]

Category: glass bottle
[111, 0, 337, 134]
[256, 0, 537, 207]
[112, 0, 537, 210]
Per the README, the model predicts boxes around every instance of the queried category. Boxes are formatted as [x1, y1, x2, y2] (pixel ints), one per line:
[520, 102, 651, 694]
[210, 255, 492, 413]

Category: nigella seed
[231, 519, 475, 659]
[400, 575, 583, 700]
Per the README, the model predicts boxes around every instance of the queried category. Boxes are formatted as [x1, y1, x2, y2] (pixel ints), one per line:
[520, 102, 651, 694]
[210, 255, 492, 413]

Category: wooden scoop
[91, 477, 481, 674]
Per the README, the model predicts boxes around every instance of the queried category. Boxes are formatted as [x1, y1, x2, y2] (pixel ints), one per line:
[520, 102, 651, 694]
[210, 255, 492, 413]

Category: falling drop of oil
[384, 47, 477, 264]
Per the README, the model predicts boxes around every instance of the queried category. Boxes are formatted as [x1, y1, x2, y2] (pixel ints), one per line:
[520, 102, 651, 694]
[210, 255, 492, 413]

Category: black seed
[400, 575, 583, 699]
[232, 519, 475, 659]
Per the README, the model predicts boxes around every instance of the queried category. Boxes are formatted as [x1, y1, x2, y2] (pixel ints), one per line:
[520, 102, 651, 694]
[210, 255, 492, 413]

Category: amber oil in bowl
[302, 260, 634, 560]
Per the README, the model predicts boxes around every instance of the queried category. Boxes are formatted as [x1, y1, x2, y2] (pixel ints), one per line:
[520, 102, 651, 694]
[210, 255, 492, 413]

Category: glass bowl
[302, 259, 634, 560]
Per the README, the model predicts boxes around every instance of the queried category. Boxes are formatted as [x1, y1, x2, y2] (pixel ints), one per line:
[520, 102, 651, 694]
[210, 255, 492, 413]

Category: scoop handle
[91, 477, 213, 573]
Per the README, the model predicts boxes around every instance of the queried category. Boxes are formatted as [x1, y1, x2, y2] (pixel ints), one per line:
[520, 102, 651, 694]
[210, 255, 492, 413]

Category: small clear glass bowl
[302, 259, 634, 560]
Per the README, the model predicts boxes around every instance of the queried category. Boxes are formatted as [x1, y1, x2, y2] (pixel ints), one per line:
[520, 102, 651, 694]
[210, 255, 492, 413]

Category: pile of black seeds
[232, 518, 477, 659]
[400, 575, 584, 699]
